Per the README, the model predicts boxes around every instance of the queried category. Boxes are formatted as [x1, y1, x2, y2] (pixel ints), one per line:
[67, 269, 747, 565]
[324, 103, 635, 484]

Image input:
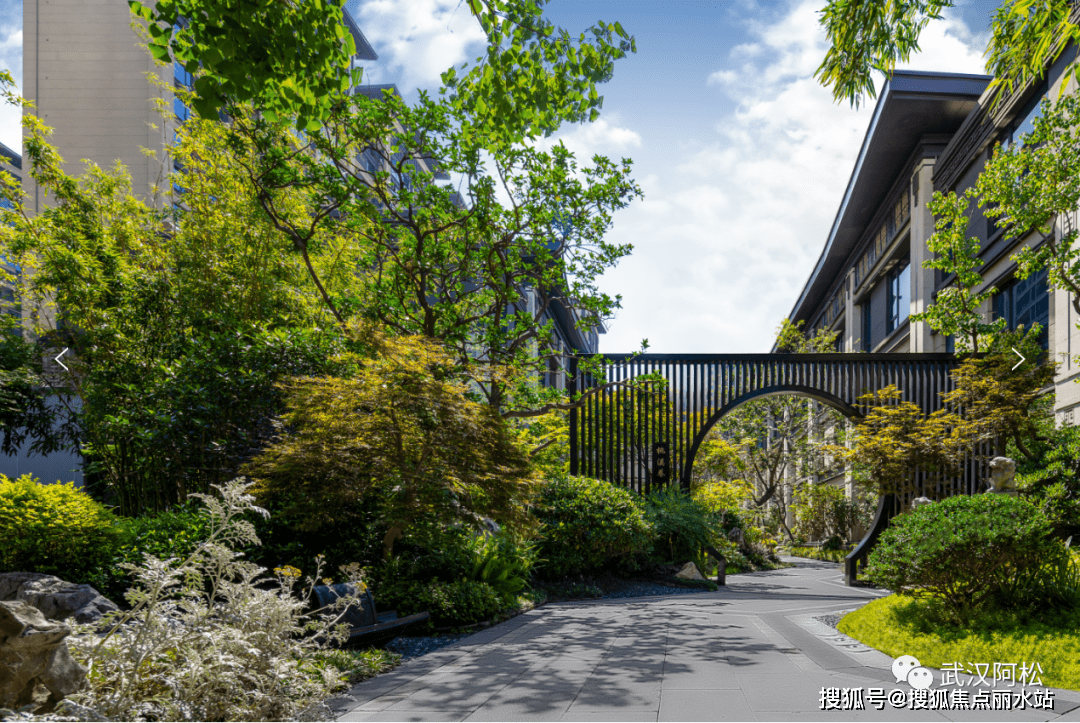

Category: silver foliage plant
[62, 478, 363, 722]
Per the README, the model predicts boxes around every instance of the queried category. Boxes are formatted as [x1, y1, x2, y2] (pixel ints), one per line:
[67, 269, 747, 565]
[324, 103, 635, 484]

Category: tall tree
[132, 0, 635, 143]
[224, 88, 642, 418]
[0, 84, 344, 514]
[816, 0, 1080, 108]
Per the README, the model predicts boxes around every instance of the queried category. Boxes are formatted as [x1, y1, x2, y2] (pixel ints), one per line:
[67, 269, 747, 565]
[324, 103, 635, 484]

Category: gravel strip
[814, 613, 843, 630]
[597, 580, 715, 599]
[384, 633, 472, 661]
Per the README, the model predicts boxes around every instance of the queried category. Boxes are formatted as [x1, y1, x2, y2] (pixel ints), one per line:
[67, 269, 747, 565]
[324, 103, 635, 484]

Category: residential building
[22, 0, 378, 211]
[778, 54, 1080, 536]
[782, 70, 992, 358]
[783, 60, 1080, 420]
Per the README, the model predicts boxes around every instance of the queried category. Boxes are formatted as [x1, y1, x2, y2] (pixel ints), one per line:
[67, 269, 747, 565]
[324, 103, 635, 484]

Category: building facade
[785, 61, 1080, 422]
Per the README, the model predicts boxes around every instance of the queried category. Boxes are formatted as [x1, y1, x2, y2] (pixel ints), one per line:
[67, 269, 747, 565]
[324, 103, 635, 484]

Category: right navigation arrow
[1012, 348, 1026, 371]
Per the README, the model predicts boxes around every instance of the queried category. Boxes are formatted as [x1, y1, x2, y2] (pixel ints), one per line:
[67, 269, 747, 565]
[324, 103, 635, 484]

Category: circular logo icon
[892, 655, 921, 683]
[907, 666, 934, 690]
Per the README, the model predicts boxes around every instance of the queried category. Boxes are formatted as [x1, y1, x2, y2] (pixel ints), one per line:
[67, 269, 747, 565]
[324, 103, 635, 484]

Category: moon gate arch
[567, 353, 969, 584]
[568, 353, 961, 490]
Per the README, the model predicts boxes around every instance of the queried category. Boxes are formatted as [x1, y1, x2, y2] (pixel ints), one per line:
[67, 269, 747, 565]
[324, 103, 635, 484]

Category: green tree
[827, 385, 953, 498]
[244, 332, 538, 559]
[133, 0, 635, 144]
[910, 189, 1007, 354]
[978, 93, 1080, 316]
[0, 82, 344, 514]
[816, 0, 1080, 108]
[130, 0, 361, 129]
[226, 88, 642, 418]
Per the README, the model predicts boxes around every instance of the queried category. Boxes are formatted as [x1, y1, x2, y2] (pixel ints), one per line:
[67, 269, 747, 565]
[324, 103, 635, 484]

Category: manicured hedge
[0, 474, 120, 583]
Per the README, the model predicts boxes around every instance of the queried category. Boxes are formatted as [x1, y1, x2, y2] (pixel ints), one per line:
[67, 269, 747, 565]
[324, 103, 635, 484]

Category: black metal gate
[567, 352, 980, 584]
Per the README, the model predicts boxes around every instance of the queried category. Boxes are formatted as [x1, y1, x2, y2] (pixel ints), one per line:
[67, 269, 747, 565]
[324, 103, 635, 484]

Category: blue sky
[0, 0, 997, 353]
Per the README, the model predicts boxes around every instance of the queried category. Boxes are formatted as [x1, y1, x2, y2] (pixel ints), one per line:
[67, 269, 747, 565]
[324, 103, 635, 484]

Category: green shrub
[866, 494, 1059, 620]
[638, 485, 722, 564]
[839, 594, 1080, 690]
[822, 534, 844, 552]
[86, 502, 213, 601]
[244, 493, 383, 586]
[534, 476, 652, 578]
[0, 474, 121, 583]
[465, 530, 537, 598]
[377, 578, 506, 627]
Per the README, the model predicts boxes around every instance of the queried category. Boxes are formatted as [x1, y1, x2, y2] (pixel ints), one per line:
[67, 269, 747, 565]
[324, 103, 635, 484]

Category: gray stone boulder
[911, 496, 934, 510]
[988, 456, 1018, 495]
[675, 562, 706, 581]
[0, 600, 87, 713]
[0, 573, 119, 625]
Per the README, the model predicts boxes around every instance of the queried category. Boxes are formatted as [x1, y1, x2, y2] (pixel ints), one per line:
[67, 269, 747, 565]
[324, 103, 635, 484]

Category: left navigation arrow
[55, 347, 70, 372]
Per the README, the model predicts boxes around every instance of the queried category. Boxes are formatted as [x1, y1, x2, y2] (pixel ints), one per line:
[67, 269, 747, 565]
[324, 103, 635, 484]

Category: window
[887, 262, 910, 334]
[1002, 93, 1044, 150]
[174, 61, 194, 88]
[993, 267, 1049, 349]
[173, 96, 191, 124]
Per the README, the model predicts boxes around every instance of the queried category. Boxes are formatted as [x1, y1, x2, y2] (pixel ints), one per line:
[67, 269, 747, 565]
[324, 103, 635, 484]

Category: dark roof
[351, 83, 400, 100]
[343, 6, 378, 61]
[0, 141, 20, 171]
[781, 70, 990, 337]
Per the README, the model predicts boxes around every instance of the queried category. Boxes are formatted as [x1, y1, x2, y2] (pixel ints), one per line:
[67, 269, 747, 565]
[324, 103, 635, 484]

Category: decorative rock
[911, 496, 934, 510]
[0, 573, 54, 603]
[0, 600, 87, 713]
[674, 562, 706, 581]
[988, 456, 1018, 495]
[0, 573, 119, 625]
[312, 583, 376, 630]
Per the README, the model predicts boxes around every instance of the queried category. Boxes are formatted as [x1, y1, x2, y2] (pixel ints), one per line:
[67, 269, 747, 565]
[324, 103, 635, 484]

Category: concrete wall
[23, 0, 169, 212]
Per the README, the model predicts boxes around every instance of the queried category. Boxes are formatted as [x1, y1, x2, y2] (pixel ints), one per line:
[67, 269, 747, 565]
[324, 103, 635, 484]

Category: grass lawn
[784, 546, 847, 563]
[839, 594, 1080, 691]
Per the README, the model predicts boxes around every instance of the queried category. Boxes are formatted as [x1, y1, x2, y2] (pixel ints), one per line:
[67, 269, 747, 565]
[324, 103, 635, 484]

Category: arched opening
[568, 352, 962, 584]
[680, 385, 876, 552]
[682, 384, 862, 485]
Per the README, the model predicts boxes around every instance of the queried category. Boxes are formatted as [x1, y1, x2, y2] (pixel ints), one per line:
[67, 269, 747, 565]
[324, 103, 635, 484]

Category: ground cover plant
[785, 546, 848, 564]
[63, 478, 388, 722]
[370, 525, 539, 628]
[839, 594, 1080, 691]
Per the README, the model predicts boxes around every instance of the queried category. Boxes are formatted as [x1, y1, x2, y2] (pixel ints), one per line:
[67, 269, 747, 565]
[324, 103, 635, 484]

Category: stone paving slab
[333, 559, 1080, 722]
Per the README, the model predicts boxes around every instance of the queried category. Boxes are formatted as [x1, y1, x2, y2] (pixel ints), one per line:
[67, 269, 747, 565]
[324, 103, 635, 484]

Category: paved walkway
[330, 558, 1080, 721]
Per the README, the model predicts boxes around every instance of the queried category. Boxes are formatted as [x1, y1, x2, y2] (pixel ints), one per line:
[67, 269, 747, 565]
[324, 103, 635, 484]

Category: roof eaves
[343, 6, 378, 61]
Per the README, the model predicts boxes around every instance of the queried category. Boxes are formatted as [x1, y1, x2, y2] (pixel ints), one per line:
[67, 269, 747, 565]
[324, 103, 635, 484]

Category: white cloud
[350, 0, 486, 91]
[535, 116, 642, 158]
[598, 0, 986, 354]
[0, 15, 20, 154]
